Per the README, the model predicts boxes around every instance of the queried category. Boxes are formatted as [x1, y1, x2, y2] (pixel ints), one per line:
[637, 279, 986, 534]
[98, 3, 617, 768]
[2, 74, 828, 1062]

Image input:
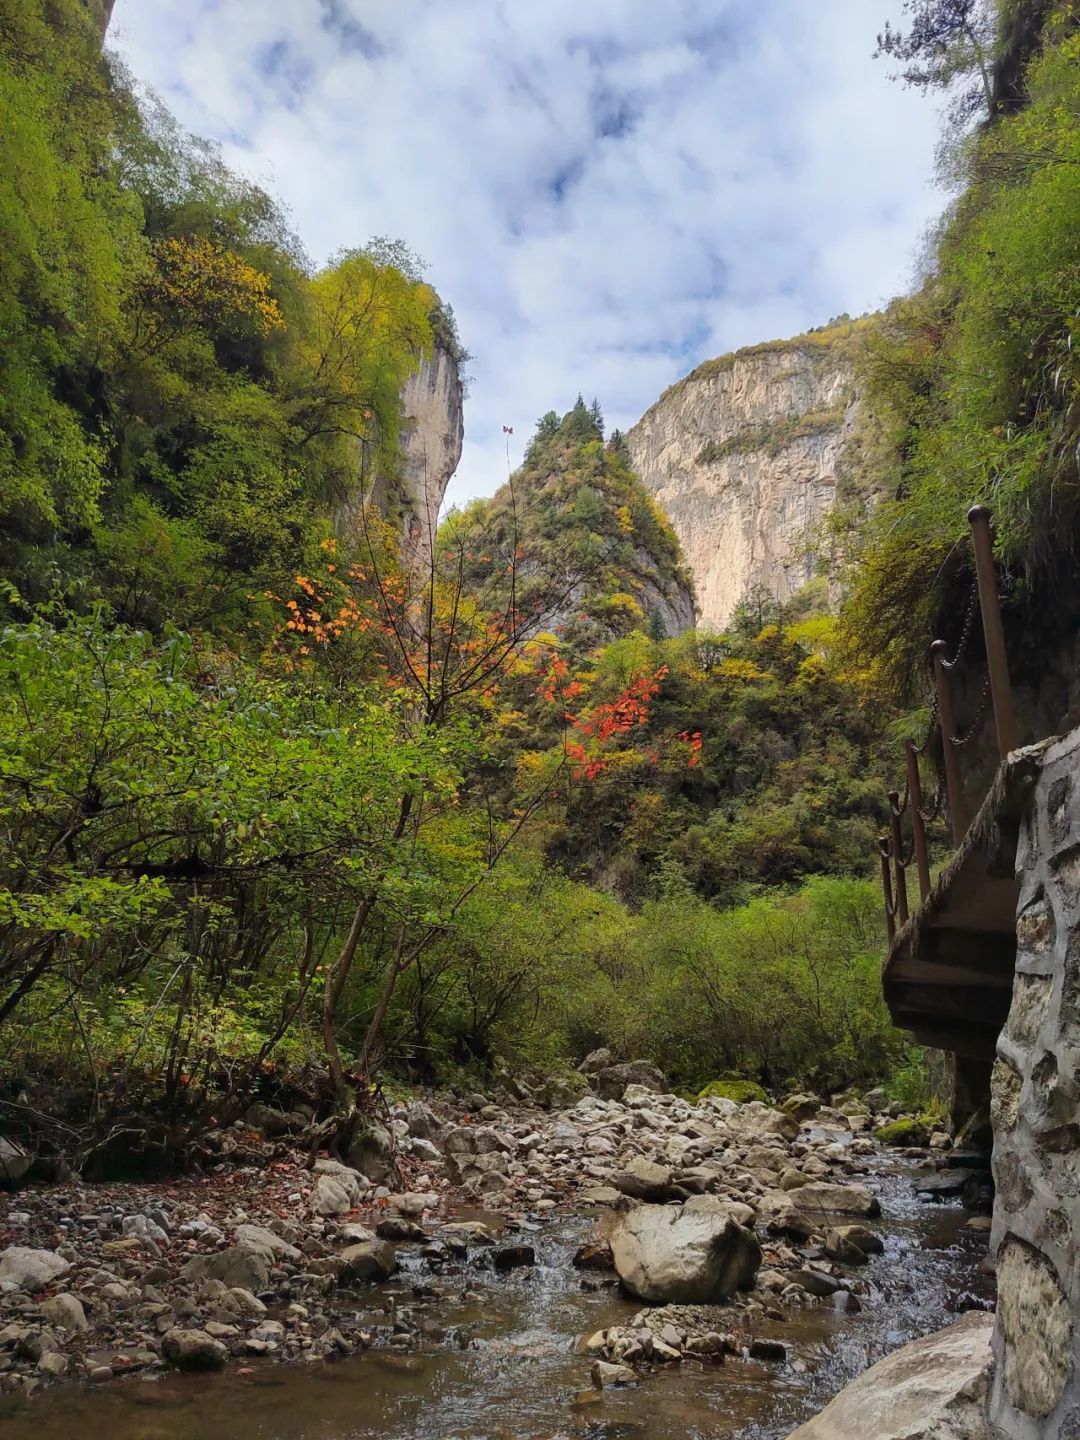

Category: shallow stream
[0, 1162, 992, 1440]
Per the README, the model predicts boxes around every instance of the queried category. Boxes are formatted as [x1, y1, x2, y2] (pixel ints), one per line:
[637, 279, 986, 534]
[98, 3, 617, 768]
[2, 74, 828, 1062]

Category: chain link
[917, 772, 947, 825]
[940, 582, 981, 671]
[947, 668, 992, 748]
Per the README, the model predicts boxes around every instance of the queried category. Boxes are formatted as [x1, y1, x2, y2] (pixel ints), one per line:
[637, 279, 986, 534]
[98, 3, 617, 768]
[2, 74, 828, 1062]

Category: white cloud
[108, 0, 943, 507]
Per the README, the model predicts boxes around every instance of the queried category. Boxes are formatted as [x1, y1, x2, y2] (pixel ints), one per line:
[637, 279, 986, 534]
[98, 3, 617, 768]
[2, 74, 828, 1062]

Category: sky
[108, 0, 944, 509]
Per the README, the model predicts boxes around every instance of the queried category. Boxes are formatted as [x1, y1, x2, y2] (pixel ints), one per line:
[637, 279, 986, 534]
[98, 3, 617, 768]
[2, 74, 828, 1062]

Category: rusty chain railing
[879, 506, 1019, 941]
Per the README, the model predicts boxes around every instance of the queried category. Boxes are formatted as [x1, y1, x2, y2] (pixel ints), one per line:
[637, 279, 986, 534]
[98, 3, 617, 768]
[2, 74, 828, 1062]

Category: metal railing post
[879, 837, 896, 943]
[905, 739, 932, 900]
[888, 790, 909, 926]
[968, 505, 1018, 761]
[931, 640, 970, 845]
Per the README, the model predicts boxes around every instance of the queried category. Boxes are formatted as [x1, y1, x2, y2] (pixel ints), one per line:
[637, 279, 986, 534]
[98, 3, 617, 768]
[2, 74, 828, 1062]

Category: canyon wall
[627, 327, 862, 630]
[337, 340, 464, 571]
[398, 343, 465, 574]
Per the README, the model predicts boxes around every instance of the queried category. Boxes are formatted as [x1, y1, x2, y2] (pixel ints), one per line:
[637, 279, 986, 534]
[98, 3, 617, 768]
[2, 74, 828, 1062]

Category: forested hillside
[10, 0, 1042, 1171]
[1, 0, 456, 640]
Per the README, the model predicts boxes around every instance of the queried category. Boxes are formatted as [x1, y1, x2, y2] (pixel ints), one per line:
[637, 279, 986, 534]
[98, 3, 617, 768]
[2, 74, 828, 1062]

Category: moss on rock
[873, 1117, 930, 1147]
[697, 1079, 769, 1105]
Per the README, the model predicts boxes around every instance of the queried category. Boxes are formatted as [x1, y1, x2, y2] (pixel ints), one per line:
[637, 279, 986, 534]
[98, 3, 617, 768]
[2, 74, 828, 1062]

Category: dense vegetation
[1, 0, 453, 642]
[0, 0, 963, 1167]
[841, 0, 1080, 697]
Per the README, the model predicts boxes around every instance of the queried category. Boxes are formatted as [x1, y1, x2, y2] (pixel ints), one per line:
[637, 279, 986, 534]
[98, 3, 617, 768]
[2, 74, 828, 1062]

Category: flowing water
[0, 1162, 992, 1440]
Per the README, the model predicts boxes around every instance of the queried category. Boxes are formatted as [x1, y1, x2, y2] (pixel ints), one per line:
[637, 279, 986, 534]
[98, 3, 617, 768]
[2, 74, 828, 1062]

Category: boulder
[791, 1182, 880, 1218]
[594, 1061, 668, 1101]
[345, 1120, 397, 1186]
[785, 1313, 993, 1440]
[787, 1268, 842, 1297]
[0, 1138, 32, 1187]
[312, 1173, 353, 1216]
[782, 1093, 822, 1122]
[0, 1246, 70, 1291]
[578, 1047, 615, 1075]
[162, 1327, 229, 1372]
[181, 1246, 271, 1294]
[234, 1224, 301, 1261]
[874, 1118, 930, 1147]
[914, 1171, 969, 1201]
[728, 1103, 800, 1142]
[40, 1293, 88, 1331]
[244, 1103, 296, 1137]
[573, 1240, 615, 1272]
[339, 1239, 396, 1283]
[311, 1158, 366, 1216]
[610, 1201, 761, 1304]
[755, 1191, 817, 1240]
[404, 1101, 443, 1141]
[612, 1156, 676, 1202]
[493, 1244, 535, 1271]
[834, 1223, 884, 1256]
[443, 1124, 513, 1189]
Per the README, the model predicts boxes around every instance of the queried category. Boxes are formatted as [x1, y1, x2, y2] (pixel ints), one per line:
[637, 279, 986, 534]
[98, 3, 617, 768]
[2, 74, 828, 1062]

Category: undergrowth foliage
[0, 0, 962, 1159]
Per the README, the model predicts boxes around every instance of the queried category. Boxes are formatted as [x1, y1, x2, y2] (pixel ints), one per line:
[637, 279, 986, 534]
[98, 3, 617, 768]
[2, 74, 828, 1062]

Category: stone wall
[991, 730, 1080, 1439]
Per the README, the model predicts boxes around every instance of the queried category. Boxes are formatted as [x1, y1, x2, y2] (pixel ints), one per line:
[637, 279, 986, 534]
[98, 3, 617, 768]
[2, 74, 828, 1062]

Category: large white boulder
[610, 1200, 761, 1304]
[786, 1313, 993, 1440]
[0, 1246, 70, 1291]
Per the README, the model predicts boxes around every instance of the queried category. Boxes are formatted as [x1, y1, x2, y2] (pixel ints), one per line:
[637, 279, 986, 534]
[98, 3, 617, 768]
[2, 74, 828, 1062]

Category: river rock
[345, 1120, 397, 1185]
[782, 1094, 822, 1122]
[234, 1224, 301, 1260]
[591, 1358, 638, 1387]
[612, 1156, 676, 1202]
[339, 1239, 396, 1283]
[0, 1246, 70, 1291]
[593, 1061, 668, 1100]
[789, 1182, 880, 1217]
[493, 1244, 535, 1271]
[787, 1268, 842, 1297]
[785, 1312, 993, 1440]
[573, 1240, 615, 1271]
[578, 1047, 615, 1075]
[729, 1103, 800, 1143]
[610, 1201, 761, 1304]
[181, 1245, 270, 1293]
[162, 1326, 229, 1372]
[834, 1224, 883, 1256]
[40, 1293, 88, 1331]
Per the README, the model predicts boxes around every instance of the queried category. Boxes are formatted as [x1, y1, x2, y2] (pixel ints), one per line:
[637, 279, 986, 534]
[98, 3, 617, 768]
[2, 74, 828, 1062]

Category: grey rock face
[628, 338, 859, 629]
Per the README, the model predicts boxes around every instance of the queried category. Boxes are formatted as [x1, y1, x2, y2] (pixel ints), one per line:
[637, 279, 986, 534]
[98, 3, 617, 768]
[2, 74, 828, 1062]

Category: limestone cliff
[399, 343, 464, 573]
[627, 323, 866, 630]
[338, 340, 464, 569]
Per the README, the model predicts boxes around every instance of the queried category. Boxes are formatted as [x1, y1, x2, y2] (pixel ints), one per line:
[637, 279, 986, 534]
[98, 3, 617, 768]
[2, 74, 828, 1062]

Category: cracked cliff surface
[400, 343, 465, 572]
[628, 327, 864, 630]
